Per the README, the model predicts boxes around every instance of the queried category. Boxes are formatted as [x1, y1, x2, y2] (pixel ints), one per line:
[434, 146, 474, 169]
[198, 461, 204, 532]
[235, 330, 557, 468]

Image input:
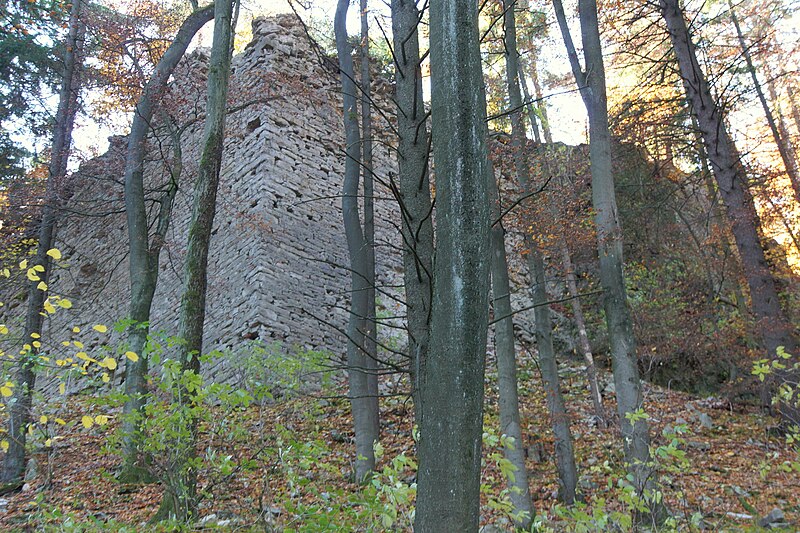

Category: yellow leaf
[81, 416, 93, 429]
[33, 265, 44, 272]
[0, 386, 12, 397]
[101, 373, 110, 383]
[92, 324, 107, 333]
[19, 259, 27, 269]
[125, 351, 139, 363]
[58, 299, 73, 309]
[43, 299, 55, 314]
[73, 341, 84, 349]
[102, 357, 117, 371]
[94, 415, 109, 425]
[1, 268, 9, 277]
[40, 415, 48, 424]
[30, 332, 40, 339]
[0, 440, 7, 452]
[44, 438, 52, 447]
[58, 383, 66, 395]
[72, 326, 80, 333]
[0, 325, 8, 335]
[46, 248, 62, 260]
[32, 341, 41, 349]
[55, 418, 66, 425]
[26, 269, 40, 281]
[61, 341, 70, 347]
[37, 281, 47, 291]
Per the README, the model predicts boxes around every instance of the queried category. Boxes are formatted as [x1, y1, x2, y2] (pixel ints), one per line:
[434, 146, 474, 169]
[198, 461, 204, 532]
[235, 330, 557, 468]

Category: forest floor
[0, 355, 798, 532]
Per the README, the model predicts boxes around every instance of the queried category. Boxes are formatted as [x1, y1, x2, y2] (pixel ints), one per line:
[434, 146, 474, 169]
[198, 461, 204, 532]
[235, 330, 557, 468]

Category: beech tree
[499, 0, 574, 517]
[334, 0, 379, 482]
[390, 0, 433, 421]
[415, 0, 491, 529]
[120, 1, 215, 482]
[1, 0, 84, 486]
[552, 0, 666, 522]
[154, 0, 236, 520]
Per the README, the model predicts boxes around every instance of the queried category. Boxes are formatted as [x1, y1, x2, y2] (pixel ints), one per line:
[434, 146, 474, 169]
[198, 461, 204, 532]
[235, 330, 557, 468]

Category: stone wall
[6, 14, 404, 382]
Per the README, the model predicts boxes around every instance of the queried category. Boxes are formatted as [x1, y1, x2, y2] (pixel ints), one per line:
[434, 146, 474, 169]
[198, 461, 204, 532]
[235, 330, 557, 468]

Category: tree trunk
[487, 163, 534, 527]
[120, 4, 215, 482]
[334, 0, 379, 483]
[504, 0, 577, 506]
[414, 0, 491, 529]
[359, 0, 380, 473]
[530, 248, 579, 504]
[660, 0, 799, 425]
[390, 0, 434, 424]
[553, 0, 666, 522]
[155, 0, 234, 521]
[1, 0, 84, 484]
[728, 0, 800, 206]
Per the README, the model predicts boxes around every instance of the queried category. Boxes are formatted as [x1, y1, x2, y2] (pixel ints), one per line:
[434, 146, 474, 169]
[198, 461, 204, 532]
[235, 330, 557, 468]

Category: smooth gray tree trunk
[1, 0, 84, 485]
[487, 162, 534, 526]
[359, 0, 380, 463]
[553, 0, 666, 523]
[414, 0, 491, 529]
[154, 0, 235, 521]
[660, 0, 799, 426]
[390, 0, 433, 423]
[334, 0, 379, 483]
[120, 4, 215, 482]
[504, 0, 578, 506]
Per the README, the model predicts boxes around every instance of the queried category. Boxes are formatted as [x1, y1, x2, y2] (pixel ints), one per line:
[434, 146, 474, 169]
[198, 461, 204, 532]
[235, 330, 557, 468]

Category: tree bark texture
[415, 0, 491, 529]
[2, 0, 84, 484]
[334, 0, 379, 483]
[660, 0, 798, 424]
[120, 4, 215, 479]
[390, 0, 433, 423]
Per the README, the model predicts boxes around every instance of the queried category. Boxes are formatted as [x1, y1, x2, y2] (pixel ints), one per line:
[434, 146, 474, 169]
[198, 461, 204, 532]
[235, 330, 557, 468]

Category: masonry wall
[19, 14, 403, 382]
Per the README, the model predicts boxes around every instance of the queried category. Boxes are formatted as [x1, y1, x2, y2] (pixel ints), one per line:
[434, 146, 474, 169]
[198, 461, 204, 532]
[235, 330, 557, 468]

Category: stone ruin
[1, 14, 604, 389]
[1, 14, 404, 383]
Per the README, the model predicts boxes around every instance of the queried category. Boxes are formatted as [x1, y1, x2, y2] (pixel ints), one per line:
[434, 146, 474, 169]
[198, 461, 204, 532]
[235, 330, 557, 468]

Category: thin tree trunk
[659, 0, 798, 425]
[1, 0, 84, 485]
[120, 4, 215, 482]
[390, 0, 433, 424]
[505, 0, 578, 505]
[728, 0, 800, 205]
[487, 162, 534, 526]
[415, 0, 491, 529]
[359, 0, 380, 470]
[334, 0, 378, 483]
[154, 0, 234, 521]
[553, 0, 666, 523]
[530, 248, 579, 503]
